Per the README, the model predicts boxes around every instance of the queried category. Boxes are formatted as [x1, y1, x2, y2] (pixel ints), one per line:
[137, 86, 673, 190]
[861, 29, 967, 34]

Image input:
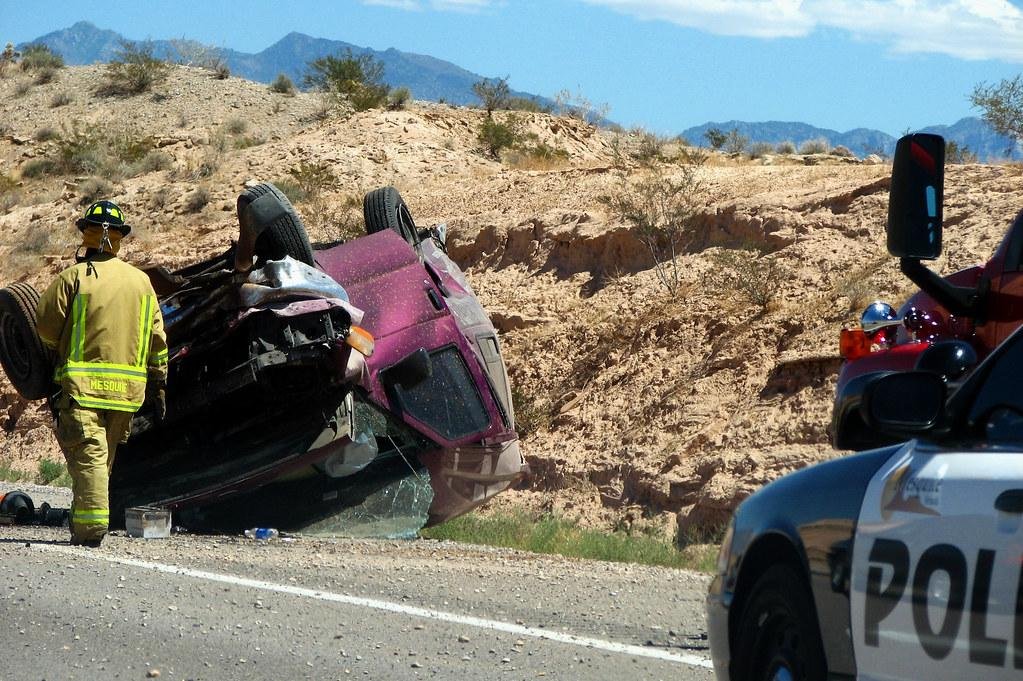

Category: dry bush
[77, 177, 113, 206]
[387, 86, 411, 111]
[799, 137, 830, 154]
[600, 151, 707, 297]
[0, 173, 19, 213]
[49, 90, 72, 107]
[98, 41, 169, 96]
[211, 61, 230, 80]
[270, 73, 296, 95]
[223, 116, 247, 135]
[33, 67, 57, 85]
[711, 248, 789, 308]
[20, 158, 57, 178]
[13, 80, 30, 97]
[148, 186, 171, 210]
[132, 149, 172, 174]
[20, 44, 63, 72]
[33, 126, 59, 142]
[775, 140, 796, 154]
[748, 142, 774, 159]
[833, 253, 889, 314]
[184, 187, 210, 213]
[553, 87, 609, 124]
[505, 142, 569, 170]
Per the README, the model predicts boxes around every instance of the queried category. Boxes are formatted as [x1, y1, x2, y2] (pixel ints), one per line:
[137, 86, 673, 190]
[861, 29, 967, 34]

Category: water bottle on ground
[244, 527, 279, 541]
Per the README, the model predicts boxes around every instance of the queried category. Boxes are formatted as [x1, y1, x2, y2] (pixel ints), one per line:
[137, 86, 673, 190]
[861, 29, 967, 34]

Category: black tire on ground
[0, 283, 55, 401]
[238, 182, 316, 267]
[363, 186, 419, 246]
[733, 564, 827, 681]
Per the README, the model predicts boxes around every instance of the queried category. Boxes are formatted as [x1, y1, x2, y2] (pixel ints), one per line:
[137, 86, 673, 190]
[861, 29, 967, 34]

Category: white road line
[34, 543, 713, 669]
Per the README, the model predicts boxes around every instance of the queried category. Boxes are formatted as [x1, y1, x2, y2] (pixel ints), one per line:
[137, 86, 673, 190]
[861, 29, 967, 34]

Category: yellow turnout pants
[55, 398, 133, 542]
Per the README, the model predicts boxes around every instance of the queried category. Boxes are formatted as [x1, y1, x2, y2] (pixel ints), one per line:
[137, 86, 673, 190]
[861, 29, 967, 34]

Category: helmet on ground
[76, 200, 131, 235]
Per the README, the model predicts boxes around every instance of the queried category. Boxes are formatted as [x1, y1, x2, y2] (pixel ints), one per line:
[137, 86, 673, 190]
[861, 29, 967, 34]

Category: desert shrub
[54, 124, 105, 173]
[13, 80, 30, 97]
[831, 145, 854, 158]
[506, 141, 569, 170]
[946, 140, 978, 164]
[748, 141, 774, 159]
[304, 49, 389, 112]
[600, 156, 707, 297]
[77, 177, 113, 206]
[473, 76, 510, 115]
[775, 140, 796, 154]
[387, 86, 411, 111]
[184, 187, 210, 213]
[723, 128, 749, 155]
[0, 173, 18, 211]
[232, 135, 264, 150]
[33, 67, 57, 85]
[110, 131, 157, 164]
[134, 149, 172, 174]
[33, 126, 60, 142]
[270, 73, 296, 95]
[711, 248, 788, 308]
[20, 158, 57, 178]
[553, 88, 609, 123]
[508, 96, 548, 113]
[148, 186, 171, 210]
[223, 116, 248, 135]
[99, 40, 169, 96]
[20, 44, 63, 71]
[37, 459, 71, 487]
[631, 128, 668, 165]
[704, 128, 727, 150]
[270, 177, 309, 204]
[799, 137, 830, 154]
[289, 161, 335, 197]
[49, 90, 72, 107]
[478, 115, 522, 159]
[211, 60, 230, 80]
[0, 43, 17, 76]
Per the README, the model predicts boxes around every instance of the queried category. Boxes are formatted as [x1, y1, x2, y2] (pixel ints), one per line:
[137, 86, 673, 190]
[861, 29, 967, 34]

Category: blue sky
[3, 0, 1022, 135]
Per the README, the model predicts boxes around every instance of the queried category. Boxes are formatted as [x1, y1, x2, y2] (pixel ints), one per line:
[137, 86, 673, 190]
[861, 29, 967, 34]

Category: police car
[707, 320, 1023, 680]
[707, 135, 1023, 680]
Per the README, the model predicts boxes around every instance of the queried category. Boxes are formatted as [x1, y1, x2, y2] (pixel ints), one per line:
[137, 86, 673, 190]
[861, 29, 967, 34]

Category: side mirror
[860, 371, 946, 436]
[887, 133, 945, 260]
[382, 348, 433, 390]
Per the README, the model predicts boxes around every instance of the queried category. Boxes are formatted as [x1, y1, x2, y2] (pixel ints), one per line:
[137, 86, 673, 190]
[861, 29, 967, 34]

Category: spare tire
[237, 182, 315, 267]
[0, 283, 55, 400]
[363, 187, 419, 247]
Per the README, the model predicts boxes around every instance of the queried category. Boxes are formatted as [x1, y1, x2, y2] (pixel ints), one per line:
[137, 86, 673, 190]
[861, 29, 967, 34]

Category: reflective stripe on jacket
[37, 253, 168, 412]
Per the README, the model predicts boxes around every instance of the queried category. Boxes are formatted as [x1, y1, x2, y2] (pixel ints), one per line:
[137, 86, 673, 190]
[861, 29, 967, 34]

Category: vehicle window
[966, 328, 1023, 437]
[392, 346, 490, 440]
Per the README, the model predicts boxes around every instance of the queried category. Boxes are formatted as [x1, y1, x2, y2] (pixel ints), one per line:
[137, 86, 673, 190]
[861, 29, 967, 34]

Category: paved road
[0, 504, 715, 681]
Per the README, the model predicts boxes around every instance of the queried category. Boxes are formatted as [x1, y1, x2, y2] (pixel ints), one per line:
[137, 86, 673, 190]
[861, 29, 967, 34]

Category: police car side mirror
[860, 371, 947, 437]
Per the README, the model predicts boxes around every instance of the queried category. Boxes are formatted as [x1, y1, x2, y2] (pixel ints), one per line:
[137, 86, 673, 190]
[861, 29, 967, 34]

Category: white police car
[707, 134, 1023, 681]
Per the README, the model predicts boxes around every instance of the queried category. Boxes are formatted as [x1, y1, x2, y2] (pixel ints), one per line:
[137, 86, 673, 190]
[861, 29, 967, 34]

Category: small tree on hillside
[304, 49, 389, 112]
[473, 76, 511, 116]
[704, 128, 727, 150]
[971, 74, 1023, 150]
[600, 148, 707, 297]
[723, 128, 749, 155]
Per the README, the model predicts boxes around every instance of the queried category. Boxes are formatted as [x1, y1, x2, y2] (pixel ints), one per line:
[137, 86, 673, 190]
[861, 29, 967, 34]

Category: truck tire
[363, 186, 419, 247]
[0, 283, 55, 401]
[238, 182, 315, 267]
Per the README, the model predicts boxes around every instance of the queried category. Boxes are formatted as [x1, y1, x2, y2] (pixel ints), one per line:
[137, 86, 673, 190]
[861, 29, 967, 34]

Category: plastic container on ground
[244, 527, 279, 541]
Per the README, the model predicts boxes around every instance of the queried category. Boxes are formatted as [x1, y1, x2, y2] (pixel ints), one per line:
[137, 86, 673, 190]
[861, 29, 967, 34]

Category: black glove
[146, 381, 166, 423]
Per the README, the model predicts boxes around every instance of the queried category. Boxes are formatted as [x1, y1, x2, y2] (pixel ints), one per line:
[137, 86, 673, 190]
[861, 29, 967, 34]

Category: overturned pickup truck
[0, 184, 527, 535]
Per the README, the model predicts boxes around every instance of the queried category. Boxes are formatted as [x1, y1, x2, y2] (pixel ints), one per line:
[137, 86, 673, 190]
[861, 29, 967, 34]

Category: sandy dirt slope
[1, 65, 1021, 539]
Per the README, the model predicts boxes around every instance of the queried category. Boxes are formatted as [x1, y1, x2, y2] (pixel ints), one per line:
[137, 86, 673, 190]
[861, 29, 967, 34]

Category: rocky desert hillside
[2, 64, 1021, 540]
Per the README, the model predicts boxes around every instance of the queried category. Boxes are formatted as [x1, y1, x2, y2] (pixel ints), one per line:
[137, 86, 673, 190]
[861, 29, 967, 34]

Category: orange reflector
[840, 327, 873, 360]
[345, 326, 375, 357]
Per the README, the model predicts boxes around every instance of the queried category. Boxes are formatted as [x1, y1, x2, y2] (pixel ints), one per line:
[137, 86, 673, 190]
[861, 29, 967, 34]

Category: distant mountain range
[682, 119, 1020, 161]
[20, 22, 1021, 160]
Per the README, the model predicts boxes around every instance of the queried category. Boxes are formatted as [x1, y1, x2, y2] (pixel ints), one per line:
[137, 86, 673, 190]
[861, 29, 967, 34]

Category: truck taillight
[840, 327, 873, 359]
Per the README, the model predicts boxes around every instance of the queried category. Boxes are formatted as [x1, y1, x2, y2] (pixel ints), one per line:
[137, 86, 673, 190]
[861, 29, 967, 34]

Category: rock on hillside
[1, 64, 1022, 541]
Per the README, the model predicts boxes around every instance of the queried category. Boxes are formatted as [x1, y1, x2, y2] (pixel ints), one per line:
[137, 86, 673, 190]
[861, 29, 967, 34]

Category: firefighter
[36, 200, 168, 547]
